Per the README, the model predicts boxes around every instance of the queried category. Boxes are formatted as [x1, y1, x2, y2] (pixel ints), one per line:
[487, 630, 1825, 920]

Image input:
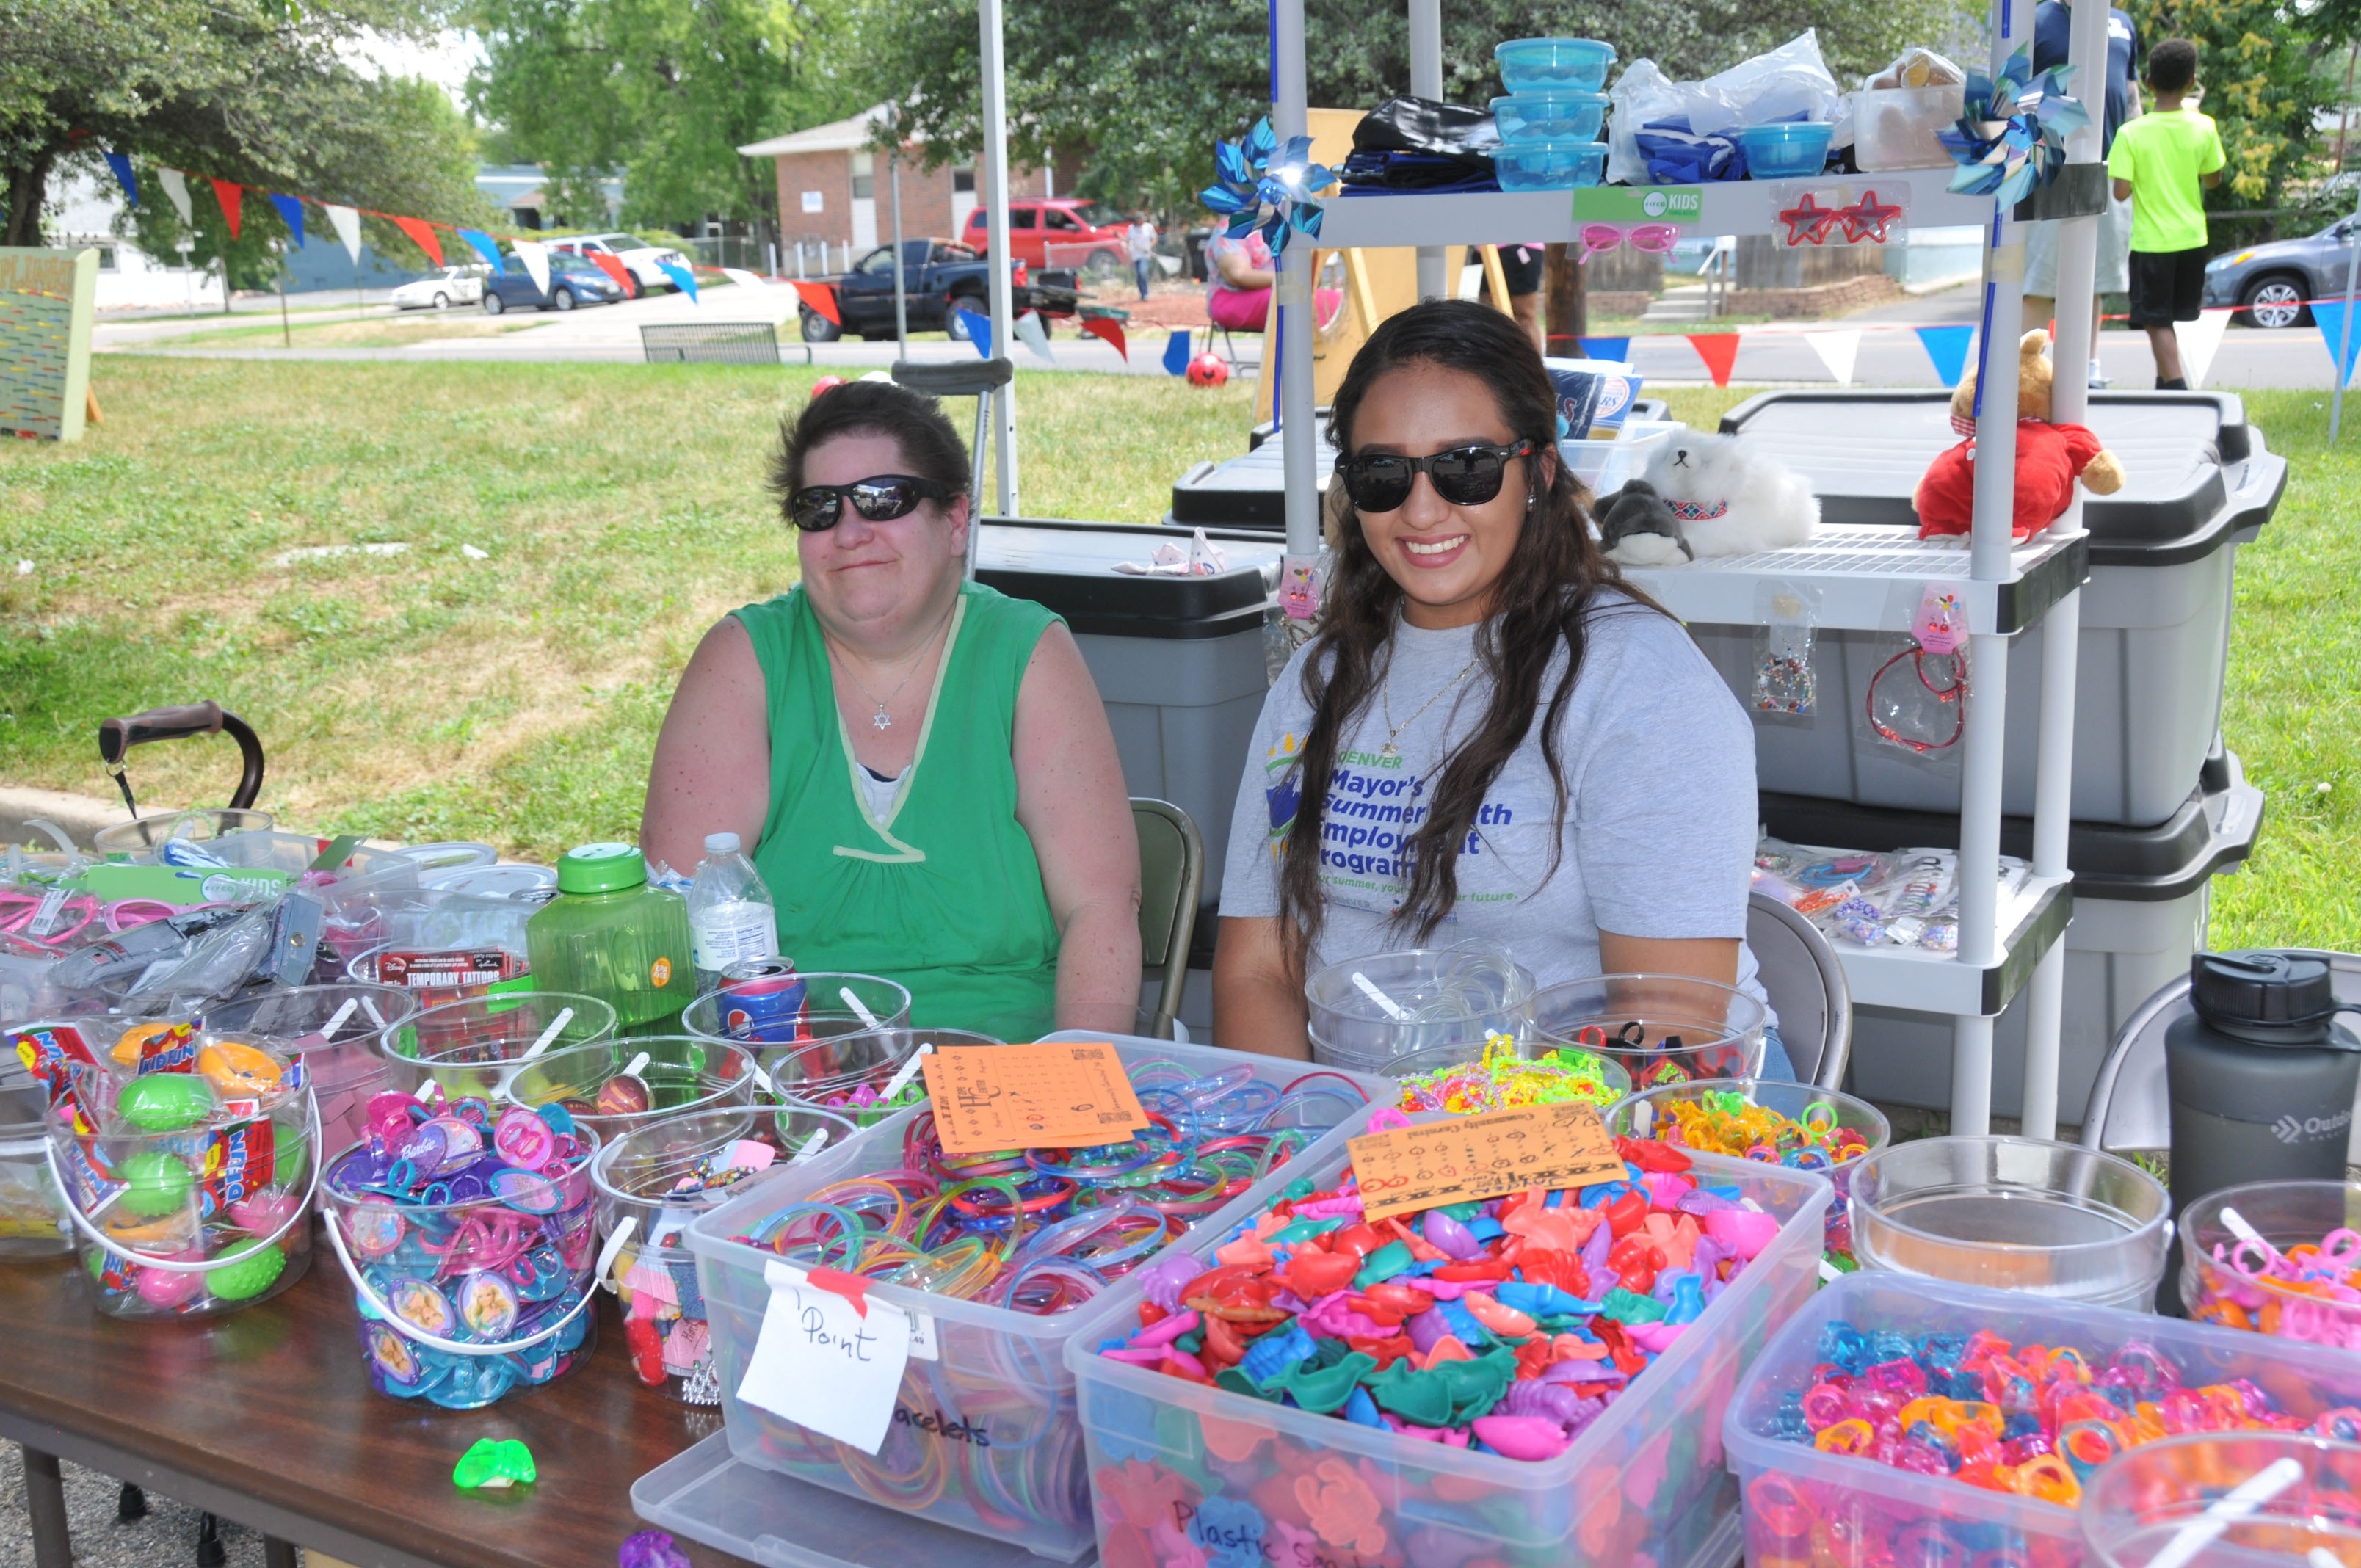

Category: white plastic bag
[1606, 59, 1689, 186]
[1608, 30, 1849, 184]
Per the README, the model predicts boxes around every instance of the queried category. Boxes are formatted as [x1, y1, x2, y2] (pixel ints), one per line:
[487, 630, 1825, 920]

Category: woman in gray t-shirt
[1214, 298, 1789, 1075]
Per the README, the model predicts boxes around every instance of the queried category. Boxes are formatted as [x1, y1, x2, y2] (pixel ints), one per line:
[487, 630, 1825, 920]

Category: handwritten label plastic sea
[736, 1260, 915, 1454]
[1348, 1102, 1625, 1222]
[919, 1041, 1149, 1155]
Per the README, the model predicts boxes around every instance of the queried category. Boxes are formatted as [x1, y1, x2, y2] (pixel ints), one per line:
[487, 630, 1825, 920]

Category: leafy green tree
[467, 0, 865, 247]
[0, 0, 494, 253]
[2123, 0, 2340, 215]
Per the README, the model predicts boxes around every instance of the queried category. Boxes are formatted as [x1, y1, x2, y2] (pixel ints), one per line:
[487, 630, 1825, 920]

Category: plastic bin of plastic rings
[322, 1092, 603, 1408]
[2079, 1431, 2361, 1568]
[1062, 1130, 1832, 1568]
[1846, 1135, 2171, 1310]
[682, 969, 915, 1053]
[1385, 1035, 1632, 1114]
[382, 990, 617, 1072]
[40, 1044, 316, 1320]
[412, 1034, 760, 1146]
[1607, 1079, 1889, 1266]
[1531, 973, 1768, 1089]
[199, 983, 421, 1155]
[768, 1028, 1003, 1128]
[682, 1034, 1396, 1561]
[1723, 1273, 2361, 1568]
[0, 1065, 72, 1256]
[594, 1102, 859, 1401]
[2177, 1180, 2361, 1350]
[1303, 948, 1537, 1072]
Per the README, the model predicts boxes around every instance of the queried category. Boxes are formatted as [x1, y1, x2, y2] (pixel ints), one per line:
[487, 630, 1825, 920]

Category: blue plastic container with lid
[1495, 141, 1609, 191]
[1735, 122, 1835, 179]
[1495, 37, 1616, 95]
[1490, 90, 1609, 143]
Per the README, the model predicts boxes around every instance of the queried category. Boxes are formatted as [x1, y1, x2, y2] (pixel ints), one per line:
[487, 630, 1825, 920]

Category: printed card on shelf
[1348, 1102, 1626, 1222]
[737, 1260, 915, 1454]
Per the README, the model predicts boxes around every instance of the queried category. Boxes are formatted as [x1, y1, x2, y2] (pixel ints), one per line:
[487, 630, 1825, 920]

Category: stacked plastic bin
[1490, 40, 1614, 190]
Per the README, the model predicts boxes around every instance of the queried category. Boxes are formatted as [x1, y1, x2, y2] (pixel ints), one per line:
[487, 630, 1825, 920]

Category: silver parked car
[389, 265, 488, 311]
[2201, 214, 2358, 328]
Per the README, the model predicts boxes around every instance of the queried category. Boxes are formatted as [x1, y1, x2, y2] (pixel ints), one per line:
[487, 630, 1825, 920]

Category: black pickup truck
[800, 239, 1083, 343]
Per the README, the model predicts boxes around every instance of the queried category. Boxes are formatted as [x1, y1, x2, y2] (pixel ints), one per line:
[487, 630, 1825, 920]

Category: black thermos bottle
[2161, 950, 2361, 1314]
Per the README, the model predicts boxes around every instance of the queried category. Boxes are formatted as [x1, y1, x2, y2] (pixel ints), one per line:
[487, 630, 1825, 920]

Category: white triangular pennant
[512, 239, 550, 297]
[323, 203, 363, 265]
[158, 168, 193, 228]
[721, 266, 768, 291]
[2177, 308, 2232, 390]
[1014, 309, 1057, 366]
[1805, 329, 1861, 386]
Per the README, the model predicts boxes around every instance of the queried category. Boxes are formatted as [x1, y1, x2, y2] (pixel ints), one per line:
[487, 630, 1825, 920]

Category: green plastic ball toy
[116, 1151, 195, 1219]
[206, 1240, 286, 1301]
[116, 1074, 215, 1133]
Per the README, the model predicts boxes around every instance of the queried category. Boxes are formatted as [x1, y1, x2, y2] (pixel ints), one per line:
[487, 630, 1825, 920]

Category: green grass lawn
[0, 363, 2351, 951]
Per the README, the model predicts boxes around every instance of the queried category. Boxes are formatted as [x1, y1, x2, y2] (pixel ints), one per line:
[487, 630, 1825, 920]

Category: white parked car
[547, 233, 692, 294]
[389, 266, 487, 311]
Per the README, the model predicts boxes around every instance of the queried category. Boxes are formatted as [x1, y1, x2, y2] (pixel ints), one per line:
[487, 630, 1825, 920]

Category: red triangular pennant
[1686, 332, 1741, 388]
[391, 215, 443, 269]
[208, 178, 243, 241]
[1079, 316, 1128, 361]
[586, 253, 634, 296]
[790, 279, 841, 325]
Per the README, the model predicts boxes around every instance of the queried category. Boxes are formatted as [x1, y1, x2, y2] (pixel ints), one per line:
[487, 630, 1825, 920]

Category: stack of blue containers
[1490, 38, 1616, 190]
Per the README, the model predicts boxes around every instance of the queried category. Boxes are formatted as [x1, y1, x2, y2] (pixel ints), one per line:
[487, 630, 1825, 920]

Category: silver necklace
[827, 603, 954, 731]
[1379, 655, 1479, 760]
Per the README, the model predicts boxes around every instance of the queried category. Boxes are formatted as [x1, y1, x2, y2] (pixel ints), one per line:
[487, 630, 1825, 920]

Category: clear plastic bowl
[1303, 947, 1536, 1070]
[2081, 1432, 2361, 1568]
[200, 982, 421, 1155]
[0, 1072, 71, 1257]
[592, 1103, 857, 1401]
[90, 809, 275, 857]
[769, 1026, 1004, 1125]
[386, 990, 617, 1067]
[2180, 1180, 2361, 1350]
[1609, 1079, 1890, 1259]
[681, 970, 913, 1048]
[1848, 1134, 2170, 1309]
[1495, 141, 1609, 191]
[1495, 37, 1617, 94]
[1531, 973, 1767, 1089]
[1736, 122, 1835, 179]
[463, 1035, 759, 1142]
[1385, 1038, 1631, 1113]
[1491, 90, 1610, 142]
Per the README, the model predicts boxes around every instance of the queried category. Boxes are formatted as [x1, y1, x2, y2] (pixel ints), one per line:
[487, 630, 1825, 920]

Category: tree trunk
[1543, 242, 1584, 356]
[2, 148, 59, 248]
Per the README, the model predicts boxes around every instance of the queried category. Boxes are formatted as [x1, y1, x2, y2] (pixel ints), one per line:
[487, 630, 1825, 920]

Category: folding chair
[1745, 893, 1855, 1090]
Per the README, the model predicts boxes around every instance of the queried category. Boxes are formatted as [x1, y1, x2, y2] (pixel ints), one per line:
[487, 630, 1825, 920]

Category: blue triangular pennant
[2312, 298, 2361, 388]
[1162, 328, 1192, 376]
[104, 153, 138, 208]
[656, 259, 698, 302]
[956, 308, 993, 357]
[1916, 324, 1976, 388]
[457, 228, 505, 271]
[267, 192, 305, 248]
[1577, 336, 1632, 363]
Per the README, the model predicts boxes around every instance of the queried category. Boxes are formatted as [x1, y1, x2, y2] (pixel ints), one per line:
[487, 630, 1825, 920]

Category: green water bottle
[526, 843, 696, 1037]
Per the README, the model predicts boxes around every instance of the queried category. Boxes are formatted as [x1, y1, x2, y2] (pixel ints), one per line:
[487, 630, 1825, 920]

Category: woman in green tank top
[640, 381, 1142, 1039]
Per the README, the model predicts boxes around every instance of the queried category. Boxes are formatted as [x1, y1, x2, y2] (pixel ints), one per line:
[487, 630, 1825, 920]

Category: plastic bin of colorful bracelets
[769, 1028, 1003, 1128]
[382, 990, 617, 1069]
[1723, 1273, 2361, 1568]
[1303, 946, 1537, 1072]
[1531, 973, 1768, 1089]
[31, 1030, 316, 1320]
[1848, 1136, 2171, 1310]
[2080, 1431, 2361, 1568]
[1608, 1079, 1888, 1268]
[683, 969, 915, 1050]
[199, 983, 422, 1154]
[416, 1034, 760, 1144]
[1064, 1113, 1832, 1568]
[1387, 1029, 1631, 1114]
[2178, 1181, 2361, 1351]
[594, 1102, 858, 1402]
[684, 1034, 1395, 1561]
[321, 1089, 601, 1407]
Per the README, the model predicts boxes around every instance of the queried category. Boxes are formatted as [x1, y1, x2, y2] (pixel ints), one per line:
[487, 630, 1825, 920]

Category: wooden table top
[0, 1246, 754, 1568]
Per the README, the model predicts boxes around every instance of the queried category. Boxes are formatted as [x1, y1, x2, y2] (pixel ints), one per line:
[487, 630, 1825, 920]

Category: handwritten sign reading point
[919, 1041, 1150, 1154]
[1348, 1101, 1626, 1222]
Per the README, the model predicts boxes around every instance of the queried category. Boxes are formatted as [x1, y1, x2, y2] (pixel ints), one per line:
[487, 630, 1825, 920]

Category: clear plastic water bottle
[686, 832, 780, 991]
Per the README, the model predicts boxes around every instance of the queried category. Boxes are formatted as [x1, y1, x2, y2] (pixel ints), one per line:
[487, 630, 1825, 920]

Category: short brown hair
[767, 380, 970, 526]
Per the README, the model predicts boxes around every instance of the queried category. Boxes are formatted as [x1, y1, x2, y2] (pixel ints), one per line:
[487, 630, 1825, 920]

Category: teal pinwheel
[1939, 48, 2091, 208]
[1201, 117, 1336, 259]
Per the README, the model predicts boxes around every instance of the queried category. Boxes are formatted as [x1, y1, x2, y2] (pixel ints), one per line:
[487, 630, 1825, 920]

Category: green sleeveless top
[733, 582, 1063, 1039]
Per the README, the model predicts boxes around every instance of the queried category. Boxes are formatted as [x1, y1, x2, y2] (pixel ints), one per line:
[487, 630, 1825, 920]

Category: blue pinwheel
[1940, 48, 2091, 208]
[1201, 117, 1337, 259]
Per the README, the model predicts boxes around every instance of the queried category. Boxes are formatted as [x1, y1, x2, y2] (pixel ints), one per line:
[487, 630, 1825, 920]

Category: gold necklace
[1379, 655, 1479, 761]
[826, 602, 955, 732]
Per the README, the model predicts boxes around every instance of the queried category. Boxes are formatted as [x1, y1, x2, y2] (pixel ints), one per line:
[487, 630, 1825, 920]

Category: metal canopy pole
[890, 119, 910, 360]
[1409, 0, 1447, 301]
[1951, 0, 2027, 1138]
[1276, 0, 1319, 559]
[978, 0, 1020, 515]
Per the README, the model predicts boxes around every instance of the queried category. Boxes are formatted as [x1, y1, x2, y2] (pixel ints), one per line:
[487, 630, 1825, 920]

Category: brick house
[739, 104, 1075, 260]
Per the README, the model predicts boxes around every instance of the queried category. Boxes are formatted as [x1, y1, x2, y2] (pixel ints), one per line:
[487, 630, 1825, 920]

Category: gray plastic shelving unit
[1699, 391, 2286, 827]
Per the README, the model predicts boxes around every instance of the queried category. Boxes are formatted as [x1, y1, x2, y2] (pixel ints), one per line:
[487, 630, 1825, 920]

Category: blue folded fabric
[1636, 117, 1746, 183]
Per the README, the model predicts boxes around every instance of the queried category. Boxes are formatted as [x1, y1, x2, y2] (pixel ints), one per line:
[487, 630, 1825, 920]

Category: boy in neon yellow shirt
[2108, 38, 2225, 389]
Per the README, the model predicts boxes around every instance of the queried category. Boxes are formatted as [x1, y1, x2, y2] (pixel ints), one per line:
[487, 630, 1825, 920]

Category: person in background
[2022, 0, 2141, 388]
[1498, 242, 1548, 354]
[2108, 38, 2224, 390]
[1205, 226, 1343, 334]
[1125, 211, 1158, 302]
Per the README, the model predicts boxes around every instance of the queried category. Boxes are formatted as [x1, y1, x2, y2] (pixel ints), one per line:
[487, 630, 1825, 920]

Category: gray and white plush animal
[1595, 479, 1691, 567]
[1639, 431, 1818, 559]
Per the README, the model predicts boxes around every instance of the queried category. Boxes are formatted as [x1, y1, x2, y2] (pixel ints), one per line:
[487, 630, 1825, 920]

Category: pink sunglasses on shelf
[1580, 222, 1680, 263]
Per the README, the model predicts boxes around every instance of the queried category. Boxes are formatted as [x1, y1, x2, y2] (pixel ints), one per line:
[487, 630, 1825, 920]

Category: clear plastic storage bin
[1495, 37, 1616, 94]
[1066, 1146, 1832, 1568]
[1305, 948, 1536, 1070]
[685, 1036, 1395, 1561]
[1495, 141, 1609, 191]
[1491, 91, 1609, 142]
[1724, 1274, 2361, 1568]
[1852, 84, 1967, 171]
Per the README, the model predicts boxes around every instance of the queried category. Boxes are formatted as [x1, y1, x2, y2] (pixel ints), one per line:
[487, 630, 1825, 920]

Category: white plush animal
[1638, 432, 1819, 559]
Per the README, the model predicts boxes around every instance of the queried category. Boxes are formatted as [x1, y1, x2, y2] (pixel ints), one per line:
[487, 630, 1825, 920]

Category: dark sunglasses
[1334, 440, 1534, 514]
[789, 474, 951, 532]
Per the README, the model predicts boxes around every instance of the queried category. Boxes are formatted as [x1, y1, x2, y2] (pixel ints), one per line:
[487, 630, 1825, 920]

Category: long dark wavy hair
[1276, 299, 1661, 973]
